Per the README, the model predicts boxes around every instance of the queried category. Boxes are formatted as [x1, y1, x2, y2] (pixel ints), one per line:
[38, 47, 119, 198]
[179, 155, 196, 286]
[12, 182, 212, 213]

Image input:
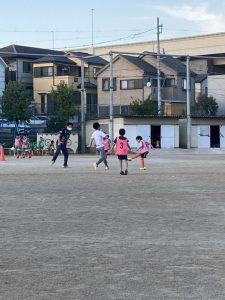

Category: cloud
[153, 3, 225, 33]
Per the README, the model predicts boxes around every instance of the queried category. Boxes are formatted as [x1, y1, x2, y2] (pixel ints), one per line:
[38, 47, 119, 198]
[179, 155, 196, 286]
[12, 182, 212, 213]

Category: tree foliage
[52, 82, 76, 121]
[46, 82, 77, 132]
[194, 94, 218, 116]
[2, 81, 32, 124]
[130, 96, 158, 115]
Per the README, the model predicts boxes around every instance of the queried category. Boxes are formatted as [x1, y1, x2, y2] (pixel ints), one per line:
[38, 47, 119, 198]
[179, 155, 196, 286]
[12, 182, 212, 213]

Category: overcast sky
[0, 0, 225, 50]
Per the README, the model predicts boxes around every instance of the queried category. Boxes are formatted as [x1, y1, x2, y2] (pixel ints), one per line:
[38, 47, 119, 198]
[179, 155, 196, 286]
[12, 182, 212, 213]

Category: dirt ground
[1, 149, 225, 299]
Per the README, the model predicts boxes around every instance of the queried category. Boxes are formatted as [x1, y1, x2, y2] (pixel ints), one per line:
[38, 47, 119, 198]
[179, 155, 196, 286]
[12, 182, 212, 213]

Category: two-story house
[66, 51, 108, 117]
[33, 51, 108, 115]
[0, 44, 65, 92]
[97, 54, 159, 116]
[33, 55, 77, 114]
[97, 53, 196, 116]
[141, 53, 196, 115]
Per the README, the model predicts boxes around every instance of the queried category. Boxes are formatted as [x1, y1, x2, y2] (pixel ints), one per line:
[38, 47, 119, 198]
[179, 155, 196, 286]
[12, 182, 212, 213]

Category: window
[121, 105, 129, 115]
[57, 65, 70, 76]
[102, 79, 109, 90]
[23, 61, 31, 73]
[42, 67, 53, 77]
[93, 67, 101, 78]
[165, 78, 175, 87]
[182, 78, 187, 90]
[151, 78, 163, 87]
[34, 67, 53, 77]
[76, 67, 81, 77]
[151, 79, 158, 87]
[120, 79, 143, 90]
[102, 78, 116, 91]
[40, 95, 46, 113]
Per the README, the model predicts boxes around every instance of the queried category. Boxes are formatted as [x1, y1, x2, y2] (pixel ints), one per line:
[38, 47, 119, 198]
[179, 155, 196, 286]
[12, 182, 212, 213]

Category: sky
[1, 0, 225, 51]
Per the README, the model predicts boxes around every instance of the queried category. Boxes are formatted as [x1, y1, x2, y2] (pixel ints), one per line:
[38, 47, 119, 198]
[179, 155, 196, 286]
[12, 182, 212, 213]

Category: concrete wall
[190, 59, 208, 74]
[75, 32, 225, 57]
[208, 75, 225, 114]
[37, 133, 78, 154]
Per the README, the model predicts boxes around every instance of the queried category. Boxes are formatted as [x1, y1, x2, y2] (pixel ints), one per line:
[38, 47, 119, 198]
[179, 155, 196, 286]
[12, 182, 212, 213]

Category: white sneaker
[93, 162, 98, 170]
[140, 167, 146, 170]
[105, 166, 109, 170]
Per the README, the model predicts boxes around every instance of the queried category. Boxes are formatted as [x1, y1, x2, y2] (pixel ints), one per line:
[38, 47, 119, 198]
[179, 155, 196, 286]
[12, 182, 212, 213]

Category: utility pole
[157, 17, 162, 115]
[80, 59, 86, 153]
[91, 8, 94, 54]
[109, 51, 114, 143]
[186, 55, 191, 149]
[51, 31, 55, 50]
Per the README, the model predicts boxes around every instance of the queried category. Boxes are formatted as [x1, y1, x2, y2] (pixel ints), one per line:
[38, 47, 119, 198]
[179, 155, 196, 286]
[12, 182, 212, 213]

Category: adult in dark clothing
[51, 122, 73, 168]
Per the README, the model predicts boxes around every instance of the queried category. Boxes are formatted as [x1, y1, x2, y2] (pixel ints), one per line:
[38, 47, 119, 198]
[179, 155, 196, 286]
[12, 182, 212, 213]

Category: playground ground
[1, 149, 225, 299]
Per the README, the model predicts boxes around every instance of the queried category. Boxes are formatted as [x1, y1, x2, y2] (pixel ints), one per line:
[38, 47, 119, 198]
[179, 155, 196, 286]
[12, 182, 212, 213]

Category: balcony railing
[34, 103, 133, 118]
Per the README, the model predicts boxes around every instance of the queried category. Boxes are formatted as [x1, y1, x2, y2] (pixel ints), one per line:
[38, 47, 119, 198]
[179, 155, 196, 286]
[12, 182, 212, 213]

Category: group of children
[13, 134, 32, 158]
[12, 121, 151, 175]
[88, 122, 151, 175]
[13, 135, 56, 158]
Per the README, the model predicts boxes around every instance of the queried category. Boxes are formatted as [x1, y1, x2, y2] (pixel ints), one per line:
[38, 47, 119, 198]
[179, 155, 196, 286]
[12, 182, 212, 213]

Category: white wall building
[0, 57, 7, 113]
[0, 57, 7, 96]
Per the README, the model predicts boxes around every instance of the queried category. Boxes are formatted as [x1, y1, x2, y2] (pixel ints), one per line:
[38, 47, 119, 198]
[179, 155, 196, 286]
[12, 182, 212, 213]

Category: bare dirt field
[1, 149, 225, 300]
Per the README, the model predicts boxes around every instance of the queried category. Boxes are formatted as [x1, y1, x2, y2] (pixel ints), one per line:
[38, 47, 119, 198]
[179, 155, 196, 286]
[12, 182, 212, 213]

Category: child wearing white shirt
[87, 122, 109, 170]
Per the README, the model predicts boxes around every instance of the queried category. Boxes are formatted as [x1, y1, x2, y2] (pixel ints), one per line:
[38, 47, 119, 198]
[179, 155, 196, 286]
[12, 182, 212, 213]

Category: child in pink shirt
[128, 136, 151, 170]
[110, 128, 131, 175]
[14, 135, 21, 158]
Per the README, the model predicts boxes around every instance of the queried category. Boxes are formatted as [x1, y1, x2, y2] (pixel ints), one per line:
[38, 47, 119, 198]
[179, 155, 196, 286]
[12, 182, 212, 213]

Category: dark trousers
[52, 143, 68, 166]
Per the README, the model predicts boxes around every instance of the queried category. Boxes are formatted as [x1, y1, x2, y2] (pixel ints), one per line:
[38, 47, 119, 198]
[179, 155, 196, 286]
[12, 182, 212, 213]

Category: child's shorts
[117, 155, 128, 160]
[141, 152, 149, 158]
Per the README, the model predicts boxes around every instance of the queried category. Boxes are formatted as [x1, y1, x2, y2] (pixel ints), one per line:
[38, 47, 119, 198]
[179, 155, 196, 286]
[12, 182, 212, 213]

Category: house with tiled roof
[33, 51, 108, 115]
[141, 53, 196, 115]
[96, 53, 196, 117]
[0, 44, 65, 91]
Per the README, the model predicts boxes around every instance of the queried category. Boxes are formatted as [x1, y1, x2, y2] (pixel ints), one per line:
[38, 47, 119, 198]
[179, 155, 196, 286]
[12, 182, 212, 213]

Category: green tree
[46, 82, 76, 132]
[194, 94, 218, 116]
[46, 82, 77, 132]
[52, 82, 76, 121]
[130, 96, 158, 115]
[2, 81, 32, 125]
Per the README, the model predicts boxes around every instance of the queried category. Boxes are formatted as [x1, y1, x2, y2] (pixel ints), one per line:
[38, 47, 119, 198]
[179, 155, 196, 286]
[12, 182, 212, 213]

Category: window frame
[120, 79, 143, 90]
[182, 78, 187, 90]
[102, 78, 116, 91]
[34, 66, 54, 78]
[23, 61, 32, 73]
